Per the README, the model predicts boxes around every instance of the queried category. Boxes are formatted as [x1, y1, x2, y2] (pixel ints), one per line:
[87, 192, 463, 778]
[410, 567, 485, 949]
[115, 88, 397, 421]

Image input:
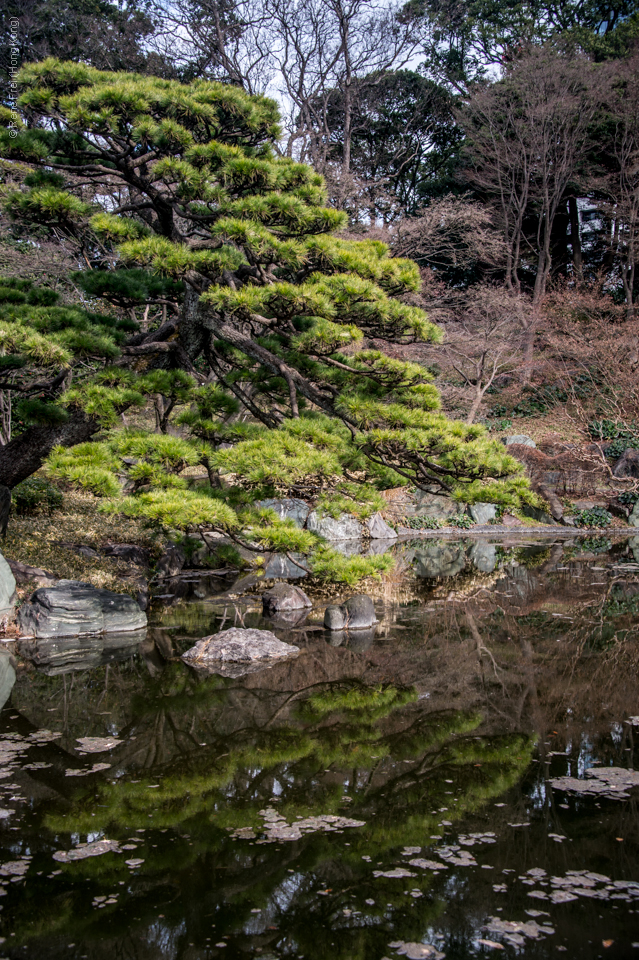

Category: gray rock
[613, 448, 639, 479]
[324, 594, 377, 630]
[101, 543, 151, 566]
[156, 545, 185, 578]
[468, 502, 497, 524]
[413, 543, 466, 579]
[521, 504, 556, 524]
[505, 434, 537, 447]
[366, 513, 397, 539]
[6, 559, 55, 585]
[264, 553, 308, 578]
[629, 501, 639, 528]
[324, 604, 348, 630]
[413, 491, 461, 521]
[306, 511, 362, 540]
[0, 652, 15, 711]
[629, 536, 639, 562]
[262, 583, 312, 616]
[469, 540, 496, 573]
[255, 498, 310, 528]
[18, 580, 147, 638]
[0, 550, 16, 617]
[182, 627, 299, 665]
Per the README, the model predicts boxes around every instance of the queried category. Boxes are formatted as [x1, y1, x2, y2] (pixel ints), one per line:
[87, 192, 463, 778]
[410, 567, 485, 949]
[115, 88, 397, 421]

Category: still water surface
[0, 535, 638, 959]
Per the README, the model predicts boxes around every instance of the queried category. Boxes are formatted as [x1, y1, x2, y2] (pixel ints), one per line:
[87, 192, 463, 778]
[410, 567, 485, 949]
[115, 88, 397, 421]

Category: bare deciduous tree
[601, 52, 639, 319]
[440, 286, 526, 423]
[459, 47, 603, 378]
[392, 194, 504, 273]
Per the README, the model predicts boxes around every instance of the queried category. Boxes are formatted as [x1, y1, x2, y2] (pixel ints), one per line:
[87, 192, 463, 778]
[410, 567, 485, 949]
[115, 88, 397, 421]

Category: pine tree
[0, 60, 534, 580]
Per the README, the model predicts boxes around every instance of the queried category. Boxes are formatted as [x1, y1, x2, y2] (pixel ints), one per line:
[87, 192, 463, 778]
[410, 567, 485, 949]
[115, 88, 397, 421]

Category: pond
[0, 534, 638, 959]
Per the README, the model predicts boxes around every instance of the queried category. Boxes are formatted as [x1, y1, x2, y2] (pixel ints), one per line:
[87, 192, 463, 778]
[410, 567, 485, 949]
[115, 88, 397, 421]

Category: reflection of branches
[466, 612, 504, 688]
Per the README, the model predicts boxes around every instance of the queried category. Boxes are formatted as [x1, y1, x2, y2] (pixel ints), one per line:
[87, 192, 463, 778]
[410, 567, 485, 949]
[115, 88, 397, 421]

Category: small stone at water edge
[215, 943, 227, 948]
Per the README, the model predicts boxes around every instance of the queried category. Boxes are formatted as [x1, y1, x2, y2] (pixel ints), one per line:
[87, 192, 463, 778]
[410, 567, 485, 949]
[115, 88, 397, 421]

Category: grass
[3, 487, 162, 597]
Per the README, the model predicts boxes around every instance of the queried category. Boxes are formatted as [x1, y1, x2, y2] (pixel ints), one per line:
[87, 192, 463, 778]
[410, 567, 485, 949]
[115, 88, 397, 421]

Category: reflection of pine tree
[19, 670, 534, 956]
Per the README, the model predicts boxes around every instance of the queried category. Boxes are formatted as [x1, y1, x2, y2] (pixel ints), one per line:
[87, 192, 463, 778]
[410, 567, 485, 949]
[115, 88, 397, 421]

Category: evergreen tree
[0, 60, 533, 580]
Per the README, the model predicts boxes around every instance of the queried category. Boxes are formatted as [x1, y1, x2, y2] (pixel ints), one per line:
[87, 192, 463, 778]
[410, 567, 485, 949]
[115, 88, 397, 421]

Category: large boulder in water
[262, 583, 312, 616]
[324, 595, 377, 631]
[18, 580, 147, 638]
[182, 628, 299, 676]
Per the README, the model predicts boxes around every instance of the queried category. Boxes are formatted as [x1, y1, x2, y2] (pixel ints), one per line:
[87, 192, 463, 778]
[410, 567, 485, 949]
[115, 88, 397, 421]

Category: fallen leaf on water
[477, 940, 503, 950]
[53, 840, 120, 863]
[388, 942, 445, 959]
[373, 868, 416, 879]
[603, 941, 614, 948]
[76, 737, 123, 754]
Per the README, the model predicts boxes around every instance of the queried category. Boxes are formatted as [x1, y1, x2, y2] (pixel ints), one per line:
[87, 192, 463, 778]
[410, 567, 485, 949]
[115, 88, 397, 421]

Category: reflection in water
[0, 535, 638, 959]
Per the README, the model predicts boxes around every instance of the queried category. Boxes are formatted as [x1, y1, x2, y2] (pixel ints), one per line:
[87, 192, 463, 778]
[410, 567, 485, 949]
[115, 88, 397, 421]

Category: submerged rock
[17, 580, 147, 638]
[0, 551, 16, 617]
[306, 511, 362, 540]
[255, 497, 310, 528]
[262, 583, 312, 616]
[182, 627, 299, 666]
[366, 512, 397, 539]
[388, 942, 445, 960]
[324, 594, 377, 630]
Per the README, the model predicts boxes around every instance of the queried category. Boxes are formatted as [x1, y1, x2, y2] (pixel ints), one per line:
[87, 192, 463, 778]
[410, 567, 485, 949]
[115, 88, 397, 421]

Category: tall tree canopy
[0, 60, 533, 577]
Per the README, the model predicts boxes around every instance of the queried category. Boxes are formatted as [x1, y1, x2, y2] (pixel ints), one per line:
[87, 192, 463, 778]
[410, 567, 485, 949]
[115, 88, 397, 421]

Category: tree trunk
[568, 195, 583, 279]
[0, 409, 100, 488]
[0, 391, 11, 447]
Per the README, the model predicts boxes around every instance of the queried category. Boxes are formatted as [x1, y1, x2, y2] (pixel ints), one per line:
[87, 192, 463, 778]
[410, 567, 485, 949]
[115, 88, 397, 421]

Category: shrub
[588, 420, 639, 460]
[572, 507, 613, 528]
[12, 477, 63, 516]
[400, 515, 440, 530]
[447, 514, 475, 529]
